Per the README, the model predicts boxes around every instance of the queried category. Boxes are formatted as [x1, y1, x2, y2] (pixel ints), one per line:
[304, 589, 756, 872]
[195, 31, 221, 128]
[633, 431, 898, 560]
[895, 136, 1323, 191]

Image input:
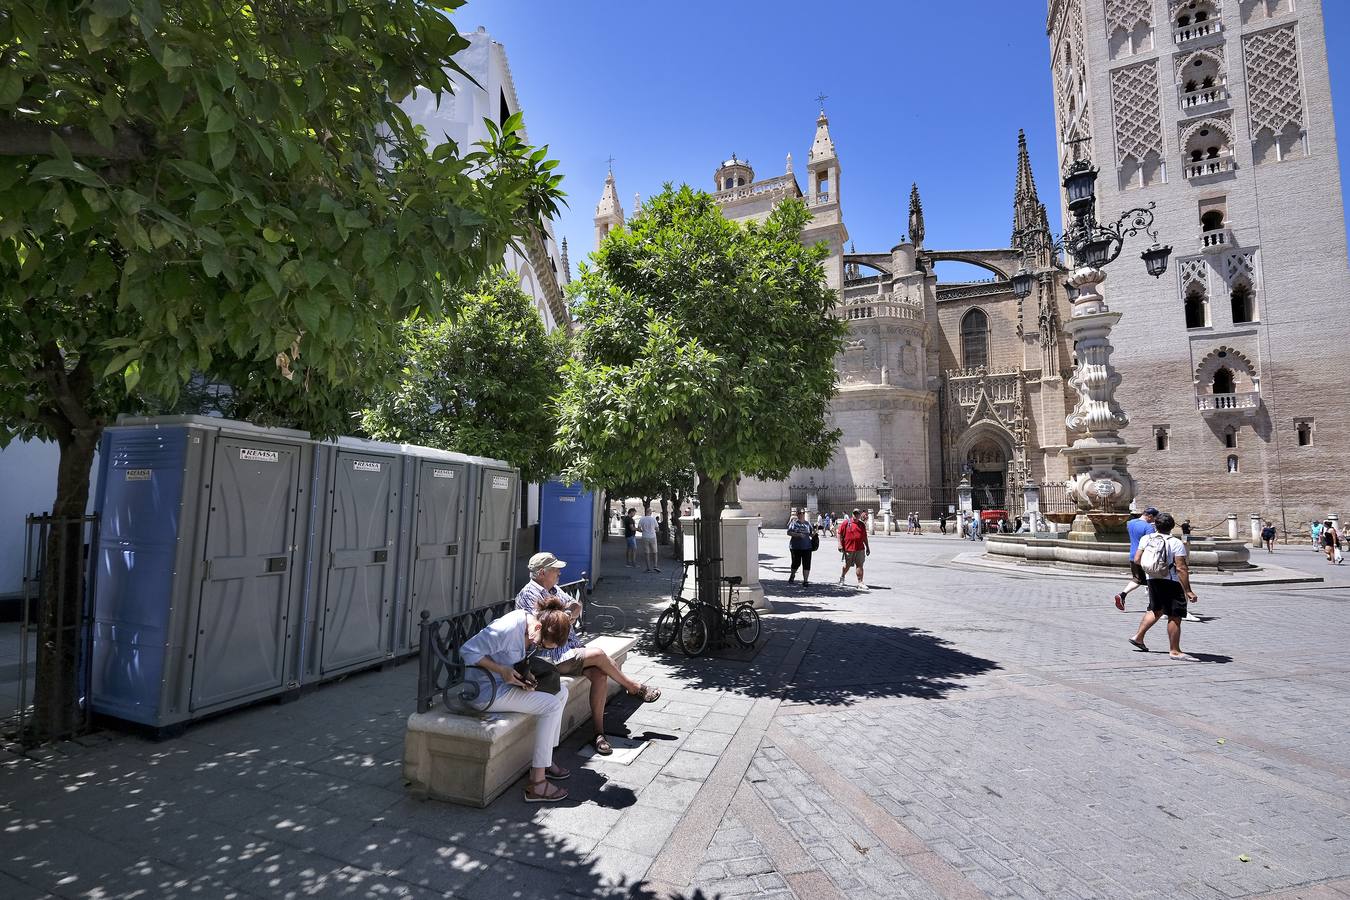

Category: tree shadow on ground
[0, 663, 715, 899]
[646, 618, 1001, 707]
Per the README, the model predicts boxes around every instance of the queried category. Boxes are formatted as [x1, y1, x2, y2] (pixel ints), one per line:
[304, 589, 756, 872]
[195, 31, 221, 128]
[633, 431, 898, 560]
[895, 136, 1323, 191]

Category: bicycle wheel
[731, 603, 761, 648]
[679, 605, 710, 657]
[654, 605, 681, 651]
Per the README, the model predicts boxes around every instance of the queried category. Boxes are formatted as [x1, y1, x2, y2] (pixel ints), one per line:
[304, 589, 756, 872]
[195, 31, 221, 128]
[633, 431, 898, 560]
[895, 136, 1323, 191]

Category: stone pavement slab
[4, 534, 1350, 898]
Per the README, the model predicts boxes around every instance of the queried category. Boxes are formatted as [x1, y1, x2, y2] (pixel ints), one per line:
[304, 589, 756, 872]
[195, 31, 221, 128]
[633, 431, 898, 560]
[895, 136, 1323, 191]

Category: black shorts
[1146, 579, 1188, 619]
[1129, 561, 1147, 584]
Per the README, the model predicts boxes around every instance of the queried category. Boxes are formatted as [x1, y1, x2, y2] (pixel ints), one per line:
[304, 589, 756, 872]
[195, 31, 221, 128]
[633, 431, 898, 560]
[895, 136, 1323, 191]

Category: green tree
[556, 185, 845, 600]
[361, 270, 568, 483]
[0, 0, 563, 737]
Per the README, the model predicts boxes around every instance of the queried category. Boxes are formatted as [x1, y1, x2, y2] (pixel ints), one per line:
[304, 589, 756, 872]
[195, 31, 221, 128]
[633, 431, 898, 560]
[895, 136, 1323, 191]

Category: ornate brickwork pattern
[1225, 250, 1257, 284]
[1105, 0, 1152, 36]
[1111, 61, 1164, 164]
[1179, 257, 1209, 292]
[1243, 25, 1305, 137]
[1053, 0, 1094, 159]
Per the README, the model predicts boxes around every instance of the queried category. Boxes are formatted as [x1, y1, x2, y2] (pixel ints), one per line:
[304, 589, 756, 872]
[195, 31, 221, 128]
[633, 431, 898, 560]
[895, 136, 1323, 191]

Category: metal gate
[191, 437, 300, 711]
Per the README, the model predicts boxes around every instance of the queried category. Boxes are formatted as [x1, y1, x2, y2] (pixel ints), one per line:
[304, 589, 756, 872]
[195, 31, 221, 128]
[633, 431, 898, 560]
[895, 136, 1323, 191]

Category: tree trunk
[693, 473, 730, 605]
[32, 426, 101, 740]
[658, 490, 670, 545]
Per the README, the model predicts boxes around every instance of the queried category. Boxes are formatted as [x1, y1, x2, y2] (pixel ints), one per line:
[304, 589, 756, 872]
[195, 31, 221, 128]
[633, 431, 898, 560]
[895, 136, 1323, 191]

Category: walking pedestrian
[1113, 506, 1158, 611]
[939, 513, 948, 535]
[1180, 518, 1192, 548]
[1128, 512, 1200, 661]
[637, 505, 660, 572]
[836, 507, 871, 589]
[1261, 520, 1277, 553]
[787, 508, 815, 585]
[622, 507, 638, 567]
[1322, 520, 1342, 564]
[1312, 520, 1322, 551]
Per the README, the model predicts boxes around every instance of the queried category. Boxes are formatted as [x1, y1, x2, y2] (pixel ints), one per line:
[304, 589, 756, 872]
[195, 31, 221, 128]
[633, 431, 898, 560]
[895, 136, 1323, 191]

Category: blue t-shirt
[1127, 517, 1156, 558]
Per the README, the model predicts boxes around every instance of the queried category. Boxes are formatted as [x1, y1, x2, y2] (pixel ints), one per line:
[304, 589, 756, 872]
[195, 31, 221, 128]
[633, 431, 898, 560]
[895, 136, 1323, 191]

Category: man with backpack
[837, 508, 871, 590]
[1128, 512, 1199, 661]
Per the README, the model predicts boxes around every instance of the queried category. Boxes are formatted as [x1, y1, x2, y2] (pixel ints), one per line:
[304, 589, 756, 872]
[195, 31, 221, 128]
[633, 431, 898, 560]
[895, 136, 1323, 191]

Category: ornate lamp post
[1011, 160, 1172, 539]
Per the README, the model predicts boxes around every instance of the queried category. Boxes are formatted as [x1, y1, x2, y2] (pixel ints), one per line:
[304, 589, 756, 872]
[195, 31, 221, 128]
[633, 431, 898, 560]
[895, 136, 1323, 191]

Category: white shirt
[1140, 533, 1189, 581]
[637, 515, 658, 540]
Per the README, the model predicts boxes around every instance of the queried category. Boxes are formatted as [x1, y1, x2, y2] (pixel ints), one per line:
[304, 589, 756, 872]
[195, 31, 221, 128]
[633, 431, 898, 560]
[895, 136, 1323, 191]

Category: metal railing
[8, 514, 100, 749]
[414, 574, 625, 715]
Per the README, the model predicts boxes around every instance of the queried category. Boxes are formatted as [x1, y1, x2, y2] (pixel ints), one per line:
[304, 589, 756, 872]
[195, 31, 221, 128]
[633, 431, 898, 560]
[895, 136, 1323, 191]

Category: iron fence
[7, 514, 100, 750]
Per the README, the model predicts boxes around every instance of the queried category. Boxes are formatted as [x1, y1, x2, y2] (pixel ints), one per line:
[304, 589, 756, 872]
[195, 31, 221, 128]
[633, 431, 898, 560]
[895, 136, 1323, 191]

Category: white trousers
[484, 683, 569, 769]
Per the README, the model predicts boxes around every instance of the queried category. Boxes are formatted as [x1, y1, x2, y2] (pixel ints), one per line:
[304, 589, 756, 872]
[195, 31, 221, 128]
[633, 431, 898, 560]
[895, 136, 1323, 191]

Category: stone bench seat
[403, 633, 637, 807]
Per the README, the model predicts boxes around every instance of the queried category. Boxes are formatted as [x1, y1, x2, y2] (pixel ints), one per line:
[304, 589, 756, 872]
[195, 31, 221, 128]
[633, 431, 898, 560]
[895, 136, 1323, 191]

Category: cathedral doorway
[966, 438, 1008, 511]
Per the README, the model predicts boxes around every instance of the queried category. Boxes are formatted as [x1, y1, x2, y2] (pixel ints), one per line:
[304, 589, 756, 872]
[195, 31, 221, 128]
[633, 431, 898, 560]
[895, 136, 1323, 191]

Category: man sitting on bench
[515, 552, 660, 756]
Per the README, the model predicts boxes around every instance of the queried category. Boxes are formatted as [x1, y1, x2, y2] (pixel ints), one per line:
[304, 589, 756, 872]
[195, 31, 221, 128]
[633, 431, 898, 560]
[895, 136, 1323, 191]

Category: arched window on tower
[1230, 280, 1255, 324]
[1213, 366, 1235, 396]
[961, 308, 989, 370]
[1185, 286, 1209, 328]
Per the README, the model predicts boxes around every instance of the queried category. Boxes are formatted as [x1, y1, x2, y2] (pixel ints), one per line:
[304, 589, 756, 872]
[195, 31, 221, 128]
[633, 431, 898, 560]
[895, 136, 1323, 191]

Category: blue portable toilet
[538, 481, 601, 588]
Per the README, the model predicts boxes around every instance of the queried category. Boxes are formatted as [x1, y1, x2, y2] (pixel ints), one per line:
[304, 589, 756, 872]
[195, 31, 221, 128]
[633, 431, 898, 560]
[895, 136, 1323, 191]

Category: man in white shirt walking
[1128, 512, 1200, 661]
[637, 504, 660, 573]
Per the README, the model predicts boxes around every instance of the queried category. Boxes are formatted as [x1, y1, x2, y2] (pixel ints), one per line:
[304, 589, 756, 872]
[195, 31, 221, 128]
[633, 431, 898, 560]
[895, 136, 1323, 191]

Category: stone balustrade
[1180, 83, 1228, 109]
[1185, 153, 1235, 180]
[1173, 20, 1220, 45]
[1200, 227, 1233, 253]
[1197, 391, 1260, 413]
[836, 292, 923, 321]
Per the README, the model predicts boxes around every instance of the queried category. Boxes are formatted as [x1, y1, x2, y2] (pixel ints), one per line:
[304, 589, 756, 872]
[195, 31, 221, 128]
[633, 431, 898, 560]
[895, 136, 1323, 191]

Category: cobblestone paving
[3, 533, 1350, 898]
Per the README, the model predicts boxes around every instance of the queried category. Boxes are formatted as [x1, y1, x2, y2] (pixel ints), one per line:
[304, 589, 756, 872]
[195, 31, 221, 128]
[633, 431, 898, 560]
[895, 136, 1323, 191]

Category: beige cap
[528, 551, 567, 574]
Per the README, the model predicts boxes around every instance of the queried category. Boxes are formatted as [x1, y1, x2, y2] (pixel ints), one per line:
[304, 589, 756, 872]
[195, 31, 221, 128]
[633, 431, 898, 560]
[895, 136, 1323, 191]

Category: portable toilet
[90, 416, 316, 728]
[467, 460, 519, 608]
[538, 481, 601, 589]
[394, 444, 474, 654]
[302, 437, 412, 682]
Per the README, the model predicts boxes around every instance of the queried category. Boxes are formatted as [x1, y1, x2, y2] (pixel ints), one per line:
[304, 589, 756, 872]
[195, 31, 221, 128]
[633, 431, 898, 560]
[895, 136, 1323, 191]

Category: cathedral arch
[955, 421, 1017, 512]
[926, 251, 1013, 281]
[1195, 345, 1257, 393]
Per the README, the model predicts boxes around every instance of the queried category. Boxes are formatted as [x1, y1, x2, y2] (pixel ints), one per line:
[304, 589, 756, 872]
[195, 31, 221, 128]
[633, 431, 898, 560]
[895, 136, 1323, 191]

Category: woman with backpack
[787, 508, 816, 585]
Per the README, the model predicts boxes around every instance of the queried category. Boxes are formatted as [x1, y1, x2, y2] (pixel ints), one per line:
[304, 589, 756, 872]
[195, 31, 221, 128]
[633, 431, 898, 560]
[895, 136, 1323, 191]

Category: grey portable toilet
[90, 416, 316, 729]
[467, 459, 519, 609]
[304, 437, 410, 681]
[395, 444, 474, 654]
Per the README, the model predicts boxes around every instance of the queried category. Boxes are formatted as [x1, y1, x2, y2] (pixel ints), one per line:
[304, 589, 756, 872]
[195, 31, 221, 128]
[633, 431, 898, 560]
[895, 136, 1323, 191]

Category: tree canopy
[0, 0, 564, 461]
[556, 185, 845, 580]
[361, 270, 568, 482]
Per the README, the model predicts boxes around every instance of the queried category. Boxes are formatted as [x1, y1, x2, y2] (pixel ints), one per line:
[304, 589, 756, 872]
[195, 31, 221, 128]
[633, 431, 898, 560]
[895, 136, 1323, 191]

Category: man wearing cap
[1114, 507, 1157, 611]
[515, 552, 660, 756]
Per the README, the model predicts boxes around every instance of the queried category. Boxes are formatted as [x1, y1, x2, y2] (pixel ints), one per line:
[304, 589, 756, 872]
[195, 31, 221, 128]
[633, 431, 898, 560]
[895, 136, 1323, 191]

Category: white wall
[0, 439, 99, 597]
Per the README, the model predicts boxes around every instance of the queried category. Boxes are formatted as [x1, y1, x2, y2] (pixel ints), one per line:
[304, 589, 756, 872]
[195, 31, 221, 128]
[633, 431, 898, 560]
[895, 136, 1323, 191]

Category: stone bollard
[1227, 514, 1239, 540]
[884, 513, 893, 535]
[1250, 514, 1263, 549]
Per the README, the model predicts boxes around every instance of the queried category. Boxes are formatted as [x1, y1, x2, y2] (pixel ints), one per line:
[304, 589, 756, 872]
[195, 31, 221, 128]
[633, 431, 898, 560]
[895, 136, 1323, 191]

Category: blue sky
[461, 1, 1350, 282]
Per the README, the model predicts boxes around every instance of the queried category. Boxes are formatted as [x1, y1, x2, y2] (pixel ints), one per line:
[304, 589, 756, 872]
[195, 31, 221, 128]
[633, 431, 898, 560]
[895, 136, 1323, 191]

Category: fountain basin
[985, 533, 1254, 572]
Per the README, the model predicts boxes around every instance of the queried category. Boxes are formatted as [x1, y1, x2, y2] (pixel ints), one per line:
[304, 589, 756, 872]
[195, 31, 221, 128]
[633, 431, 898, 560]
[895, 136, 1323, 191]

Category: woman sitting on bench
[460, 594, 575, 802]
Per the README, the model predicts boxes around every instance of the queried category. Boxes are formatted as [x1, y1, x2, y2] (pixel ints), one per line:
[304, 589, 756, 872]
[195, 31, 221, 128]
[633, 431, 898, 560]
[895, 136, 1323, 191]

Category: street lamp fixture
[1010, 156, 1173, 300]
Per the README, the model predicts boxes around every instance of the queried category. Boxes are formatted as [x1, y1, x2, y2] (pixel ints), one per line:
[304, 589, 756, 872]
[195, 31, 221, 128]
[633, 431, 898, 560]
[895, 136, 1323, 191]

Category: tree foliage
[556, 186, 845, 585]
[0, 0, 563, 457]
[361, 270, 568, 483]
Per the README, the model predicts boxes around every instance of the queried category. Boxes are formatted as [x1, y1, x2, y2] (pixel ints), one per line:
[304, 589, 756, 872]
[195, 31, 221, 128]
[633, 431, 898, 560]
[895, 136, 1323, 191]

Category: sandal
[524, 780, 568, 803]
[628, 684, 662, 703]
[1129, 638, 1149, 652]
[593, 735, 613, 756]
[545, 764, 571, 780]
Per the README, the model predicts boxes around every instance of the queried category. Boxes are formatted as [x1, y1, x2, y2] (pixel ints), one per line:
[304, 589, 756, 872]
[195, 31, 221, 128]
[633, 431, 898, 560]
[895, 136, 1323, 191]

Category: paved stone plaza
[3, 532, 1349, 899]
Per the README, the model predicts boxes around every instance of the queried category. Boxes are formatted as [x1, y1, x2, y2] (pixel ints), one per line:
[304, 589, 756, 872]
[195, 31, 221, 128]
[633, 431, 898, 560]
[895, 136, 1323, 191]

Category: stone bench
[403, 633, 637, 807]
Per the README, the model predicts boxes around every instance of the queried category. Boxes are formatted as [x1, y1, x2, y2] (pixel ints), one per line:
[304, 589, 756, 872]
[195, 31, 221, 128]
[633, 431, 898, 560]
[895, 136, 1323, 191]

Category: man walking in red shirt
[836, 508, 871, 590]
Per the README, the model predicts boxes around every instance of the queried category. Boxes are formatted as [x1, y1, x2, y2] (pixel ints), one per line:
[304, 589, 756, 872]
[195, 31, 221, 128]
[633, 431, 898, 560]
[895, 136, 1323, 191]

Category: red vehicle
[979, 510, 1008, 525]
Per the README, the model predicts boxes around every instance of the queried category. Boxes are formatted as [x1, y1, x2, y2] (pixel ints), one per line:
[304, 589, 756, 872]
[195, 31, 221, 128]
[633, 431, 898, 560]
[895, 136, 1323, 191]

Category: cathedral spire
[594, 169, 625, 249]
[559, 237, 570, 286]
[908, 183, 925, 249]
[1011, 129, 1050, 259]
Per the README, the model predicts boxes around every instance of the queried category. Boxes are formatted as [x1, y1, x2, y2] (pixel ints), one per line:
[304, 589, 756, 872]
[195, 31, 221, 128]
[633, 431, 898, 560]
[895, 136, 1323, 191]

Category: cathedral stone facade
[1048, 0, 1350, 532]
[595, 116, 1079, 522]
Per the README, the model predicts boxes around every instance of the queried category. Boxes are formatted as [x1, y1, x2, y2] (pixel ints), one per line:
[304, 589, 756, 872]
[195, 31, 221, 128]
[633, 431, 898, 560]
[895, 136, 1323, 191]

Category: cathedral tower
[1047, 0, 1350, 527]
[801, 108, 848, 293]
